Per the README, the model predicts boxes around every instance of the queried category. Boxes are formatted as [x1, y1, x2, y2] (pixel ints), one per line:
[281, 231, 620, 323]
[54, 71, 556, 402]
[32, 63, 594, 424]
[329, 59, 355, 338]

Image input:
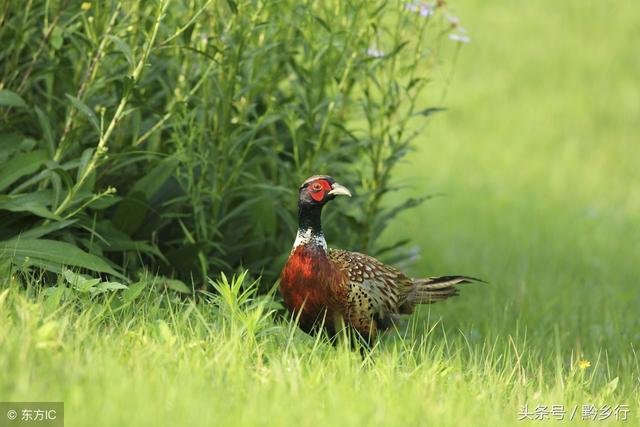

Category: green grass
[2, 0, 640, 426]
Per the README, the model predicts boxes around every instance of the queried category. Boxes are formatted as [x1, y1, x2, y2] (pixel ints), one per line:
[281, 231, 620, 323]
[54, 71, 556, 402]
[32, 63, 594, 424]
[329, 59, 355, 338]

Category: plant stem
[53, 0, 169, 218]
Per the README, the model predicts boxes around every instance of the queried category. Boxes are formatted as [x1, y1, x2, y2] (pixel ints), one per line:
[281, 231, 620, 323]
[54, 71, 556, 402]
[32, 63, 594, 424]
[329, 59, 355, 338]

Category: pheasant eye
[311, 182, 323, 191]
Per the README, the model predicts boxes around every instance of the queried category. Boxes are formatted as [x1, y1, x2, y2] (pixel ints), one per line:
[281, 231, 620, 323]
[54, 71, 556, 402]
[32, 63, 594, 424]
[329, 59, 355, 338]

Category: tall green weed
[0, 0, 465, 284]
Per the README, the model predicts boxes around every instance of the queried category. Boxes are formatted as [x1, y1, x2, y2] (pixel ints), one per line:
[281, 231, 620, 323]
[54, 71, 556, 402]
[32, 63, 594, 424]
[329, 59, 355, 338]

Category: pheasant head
[294, 175, 351, 252]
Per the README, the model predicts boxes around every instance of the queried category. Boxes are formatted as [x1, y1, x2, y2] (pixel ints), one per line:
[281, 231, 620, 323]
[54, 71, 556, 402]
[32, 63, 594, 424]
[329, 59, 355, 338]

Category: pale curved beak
[328, 182, 352, 197]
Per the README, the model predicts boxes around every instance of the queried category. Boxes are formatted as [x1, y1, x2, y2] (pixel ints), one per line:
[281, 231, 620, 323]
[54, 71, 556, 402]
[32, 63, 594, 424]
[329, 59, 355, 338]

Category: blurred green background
[391, 0, 640, 344]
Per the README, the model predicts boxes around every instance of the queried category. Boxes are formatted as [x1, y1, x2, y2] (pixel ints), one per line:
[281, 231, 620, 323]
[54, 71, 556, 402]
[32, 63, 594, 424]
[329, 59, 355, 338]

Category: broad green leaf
[157, 320, 176, 345]
[63, 269, 101, 293]
[0, 149, 48, 192]
[121, 280, 147, 303]
[0, 257, 11, 278]
[604, 377, 619, 394]
[0, 133, 36, 162]
[19, 219, 77, 239]
[111, 191, 148, 236]
[9, 160, 74, 195]
[164, 243, 206, 271]
[43, 286, 67, 316]
[95, 282, 128, 293]
[10, 255, 67, 274]
[35, 107, 55, 156]
[218, 197, 262, 227]
[107, 35, 134, 68]
[0, 90, 27, 108]
[77, 148, 95, 181]
[51, 26, 63, 50]
[103, 235, 166, 260]
[225, 0, 237, 13]
[88, 194, 121, 210]
[113, 156, 178, 234]
[64, 269, 89, 287]
[66, 95, 100, 133]
[130, 156, 179, 199]
[0, 238, 125, 278]
[95, 220, 166, 260]
[162, 278, 191, 293]
[0, 193, 60, 220]
[312, 15, 330, 32]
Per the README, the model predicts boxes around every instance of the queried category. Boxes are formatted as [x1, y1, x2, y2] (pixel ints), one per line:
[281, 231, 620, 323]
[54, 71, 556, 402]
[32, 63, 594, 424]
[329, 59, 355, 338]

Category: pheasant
[279, 175, 481, 341]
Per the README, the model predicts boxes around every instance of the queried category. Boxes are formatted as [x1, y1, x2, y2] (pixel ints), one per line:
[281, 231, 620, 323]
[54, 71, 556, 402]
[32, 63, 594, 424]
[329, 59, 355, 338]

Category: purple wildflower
[404, 2, 436, 18]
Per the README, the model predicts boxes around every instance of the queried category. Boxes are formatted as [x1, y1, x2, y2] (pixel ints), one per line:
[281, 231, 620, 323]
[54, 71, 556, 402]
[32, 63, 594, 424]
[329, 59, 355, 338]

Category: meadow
[1, 0, 639, 426]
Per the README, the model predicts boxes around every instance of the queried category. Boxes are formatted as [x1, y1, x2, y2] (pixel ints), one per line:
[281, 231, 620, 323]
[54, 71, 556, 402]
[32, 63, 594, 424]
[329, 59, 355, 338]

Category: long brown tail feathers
[409, 275, 484, 304]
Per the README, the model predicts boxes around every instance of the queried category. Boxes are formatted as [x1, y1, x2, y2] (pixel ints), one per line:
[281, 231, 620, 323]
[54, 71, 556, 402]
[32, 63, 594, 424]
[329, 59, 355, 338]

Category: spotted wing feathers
[328, 249, 414, 335]
[328, 248, 481, 337]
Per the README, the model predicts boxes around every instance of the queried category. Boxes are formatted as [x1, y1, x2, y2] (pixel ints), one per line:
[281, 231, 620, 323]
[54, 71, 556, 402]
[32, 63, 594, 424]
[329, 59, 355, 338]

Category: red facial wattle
[308, 179, 332, 202]
[310, 191, 324, 202]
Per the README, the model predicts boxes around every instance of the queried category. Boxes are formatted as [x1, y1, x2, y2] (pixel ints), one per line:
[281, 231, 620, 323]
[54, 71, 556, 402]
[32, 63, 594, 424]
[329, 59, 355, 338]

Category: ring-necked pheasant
[280, 175, 481, 341]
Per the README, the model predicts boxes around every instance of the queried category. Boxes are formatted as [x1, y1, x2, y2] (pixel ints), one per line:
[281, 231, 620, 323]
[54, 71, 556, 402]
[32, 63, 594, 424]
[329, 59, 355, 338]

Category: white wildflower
[366, 47, 385, 58]
[448, 33, 471, 44]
